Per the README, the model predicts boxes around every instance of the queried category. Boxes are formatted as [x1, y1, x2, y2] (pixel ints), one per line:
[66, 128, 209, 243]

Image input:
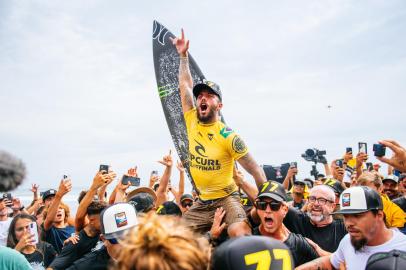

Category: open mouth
[200, 103, 208, 112]
[264, 217, 274, 226]
[56, 213, 62, 218]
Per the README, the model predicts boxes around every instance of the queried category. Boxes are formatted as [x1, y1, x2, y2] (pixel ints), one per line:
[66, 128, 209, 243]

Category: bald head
[310, 185, 335, 202]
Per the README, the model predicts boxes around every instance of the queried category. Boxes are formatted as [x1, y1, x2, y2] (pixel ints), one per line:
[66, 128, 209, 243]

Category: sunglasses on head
[255, 200, 282, 211]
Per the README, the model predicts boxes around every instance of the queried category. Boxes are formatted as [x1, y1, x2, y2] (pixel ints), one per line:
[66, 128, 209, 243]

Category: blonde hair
[43, 201, 70, 223]
[114, 213, 210, 270]
[357, 172, 382, 189]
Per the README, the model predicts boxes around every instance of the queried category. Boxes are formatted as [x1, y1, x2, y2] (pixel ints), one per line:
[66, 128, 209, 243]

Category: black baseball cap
[156, 201, 182, 216]
[42, 189, 57, 200]
[180, 194, 193, 203]
[211, 236, 294, 270]
[192, 80, 222, 101]
[333, 186, 383, 215]
[257, 181, 287, 202]
[294, 179, 306, 185]
[127, 193, 155, 214]
[366, 249, 406, 270]
[323, 178, 346, 195]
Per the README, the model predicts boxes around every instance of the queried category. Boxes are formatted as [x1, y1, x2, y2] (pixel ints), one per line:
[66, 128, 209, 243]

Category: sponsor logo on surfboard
[152, 21, 169, 45]
[158, 85, 172, 98]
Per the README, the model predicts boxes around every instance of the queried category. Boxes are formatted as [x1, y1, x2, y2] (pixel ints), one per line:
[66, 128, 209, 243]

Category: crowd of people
[1, 29, 406, 270]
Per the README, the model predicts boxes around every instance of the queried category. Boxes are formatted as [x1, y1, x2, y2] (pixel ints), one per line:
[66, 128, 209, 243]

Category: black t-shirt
[283, 207, 347, 253]
[66, 246, 111, 270]
[22, 241, 57, 268]
[252, 227, 319, 266]
[393, 196, 406, 212]
[49, 229, 100, 270]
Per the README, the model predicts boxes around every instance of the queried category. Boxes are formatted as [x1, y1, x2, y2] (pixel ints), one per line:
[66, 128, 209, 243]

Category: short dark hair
[78, 190, 88, 204]
[86, 201, 108, 216]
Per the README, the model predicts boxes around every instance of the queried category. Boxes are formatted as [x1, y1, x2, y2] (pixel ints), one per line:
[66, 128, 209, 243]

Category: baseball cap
[382, 175, 399, 184]
[333, 186, 383, 215]
[180, 194, 193, 203]
[156, 201, 182, 216]
[257, 181, 287, 202]
[126, 187, 157, 202]
[211, 236, 293, 270]
[366, 249, 406, 270]
[127, 193, 155, 213]
[42, 189, 57, 200]
[100, 203, 138, 239]
[294, 179, 306, 185]
[323, 178, 346, 195]
[192, 80, 222, 101]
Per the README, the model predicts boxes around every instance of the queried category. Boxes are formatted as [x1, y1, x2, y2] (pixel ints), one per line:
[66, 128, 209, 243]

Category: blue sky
[1, 0, 405, 192]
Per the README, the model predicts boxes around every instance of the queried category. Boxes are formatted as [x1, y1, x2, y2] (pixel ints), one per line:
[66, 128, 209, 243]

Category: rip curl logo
[342, 193, 351, 207]
[152, 21, 168, 45]
[194, 140, 208, 157]
[232, 136, 247, 154]
[114, 212, 128, 228]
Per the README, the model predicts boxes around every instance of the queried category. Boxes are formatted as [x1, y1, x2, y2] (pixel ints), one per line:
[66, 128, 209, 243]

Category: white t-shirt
[331, 229, 406, 269]
[0, 218, 12, 246]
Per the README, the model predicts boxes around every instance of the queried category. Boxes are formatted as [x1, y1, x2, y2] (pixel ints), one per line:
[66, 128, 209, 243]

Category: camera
[99, 165, 109, 174]
[373, 144, 386, 157]
[301, 148, 327, 163]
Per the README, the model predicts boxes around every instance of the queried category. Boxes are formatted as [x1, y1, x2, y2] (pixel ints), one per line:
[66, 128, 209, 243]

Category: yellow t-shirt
[184, 108, 248, 200]
[381, 194, 406, 228]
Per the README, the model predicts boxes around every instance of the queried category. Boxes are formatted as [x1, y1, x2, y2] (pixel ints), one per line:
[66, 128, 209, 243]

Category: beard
[350, 235, 368, 252]
[306, 210, 327, 223]
[197, 106, 217, 123]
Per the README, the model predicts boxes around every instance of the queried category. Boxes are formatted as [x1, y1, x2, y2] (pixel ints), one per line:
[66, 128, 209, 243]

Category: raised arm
[233, 167, 258, 203]
[171, 29, 194, 113]
[75, 171, 112, 232]
[175, 160, 185, 204]
[156, 150, 173, 207]
[237, 153, 266, 188]
[44, 179, 72, 231]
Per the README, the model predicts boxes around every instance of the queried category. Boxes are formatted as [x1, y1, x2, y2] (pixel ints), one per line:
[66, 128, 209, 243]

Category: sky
[1, 0, 406, 193]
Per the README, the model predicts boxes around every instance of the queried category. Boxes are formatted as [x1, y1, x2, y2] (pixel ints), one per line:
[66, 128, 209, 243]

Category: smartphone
[346, 147, 352, 153]
[28, 222, 39, 245]
[99, 165, 109, 174]
[151, 170, 158, 177]
[121, 175, 140, 186]
[335, 159, 344, 168]
[358, 142, 367, 154]
[366, 162, 373, 171]
[290, 162, 297, 168]
[373, 144, 386, 157]
[3, 193, 12, 200]
[63, 175, 68, 179]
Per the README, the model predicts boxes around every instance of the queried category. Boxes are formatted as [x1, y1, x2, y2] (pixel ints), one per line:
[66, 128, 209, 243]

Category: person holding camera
[172, 29, 266, 237]
[0, 196, 12, 246]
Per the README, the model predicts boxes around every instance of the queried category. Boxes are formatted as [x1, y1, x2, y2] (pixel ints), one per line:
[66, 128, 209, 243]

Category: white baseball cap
[333, 186, 383, 215]
[100, 203, 138, 239]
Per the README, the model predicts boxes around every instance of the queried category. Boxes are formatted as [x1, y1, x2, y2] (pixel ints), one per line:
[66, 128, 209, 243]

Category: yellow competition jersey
[184, 108, 248, 200]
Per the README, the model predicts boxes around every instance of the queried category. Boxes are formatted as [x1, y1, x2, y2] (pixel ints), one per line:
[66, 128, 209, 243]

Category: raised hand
[210, 207, 227, 240]
[15, 232, 35, 251]
[92, 171, 111, 189]
[233, 166, 245, 187]
[57, 178, 72, 197]
[158, 150, 173, 167]
[170, 29, 189, 57]
[127, 166, 138, 177]
[377, 140, 406, 173]
[176, 160, 185, 172]
[30, 184, 39, 194]
[356, 152, 368, 168]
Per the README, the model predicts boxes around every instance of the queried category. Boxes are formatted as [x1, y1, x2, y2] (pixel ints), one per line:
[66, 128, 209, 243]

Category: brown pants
[182, 193, 247, 233]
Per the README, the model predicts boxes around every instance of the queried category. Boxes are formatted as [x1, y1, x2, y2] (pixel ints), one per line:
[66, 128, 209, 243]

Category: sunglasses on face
[108, 238, 118, 244]
[255, 201, 282, 211]
[181, 201, 193, 208]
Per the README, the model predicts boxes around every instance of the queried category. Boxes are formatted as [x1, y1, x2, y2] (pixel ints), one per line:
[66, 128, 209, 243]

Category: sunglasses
[181, 201, 193, 208]
[255, 201, 282, 211]
[108, 238, 118, 244]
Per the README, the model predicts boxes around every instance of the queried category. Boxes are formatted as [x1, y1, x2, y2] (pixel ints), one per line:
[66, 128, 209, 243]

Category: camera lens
[305, 149, 315, 157]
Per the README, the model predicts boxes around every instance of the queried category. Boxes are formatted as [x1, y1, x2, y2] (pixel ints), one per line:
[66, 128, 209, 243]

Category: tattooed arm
[295, 255, 335, 270]
[171, 29, 194, 113]
[237, 153, 267, 188]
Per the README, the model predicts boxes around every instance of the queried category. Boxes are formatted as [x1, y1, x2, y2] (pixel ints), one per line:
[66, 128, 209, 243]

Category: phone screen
[29, 222, 39, 245]
[359, 142, 367, 154]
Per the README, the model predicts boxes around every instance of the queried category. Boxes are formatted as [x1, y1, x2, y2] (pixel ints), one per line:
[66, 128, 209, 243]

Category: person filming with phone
[7, 213, 56, 268]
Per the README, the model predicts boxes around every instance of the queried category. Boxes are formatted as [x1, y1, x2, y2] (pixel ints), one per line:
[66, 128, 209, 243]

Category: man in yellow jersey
[171, 29, 267, 237]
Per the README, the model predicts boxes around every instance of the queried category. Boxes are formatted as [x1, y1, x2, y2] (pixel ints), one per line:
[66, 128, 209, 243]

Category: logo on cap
[342, 193, 351, 207]
[114, 212, 128, 228]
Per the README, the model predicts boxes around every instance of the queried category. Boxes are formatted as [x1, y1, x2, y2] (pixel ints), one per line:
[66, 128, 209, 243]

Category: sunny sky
[1, 0, 405, 192]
